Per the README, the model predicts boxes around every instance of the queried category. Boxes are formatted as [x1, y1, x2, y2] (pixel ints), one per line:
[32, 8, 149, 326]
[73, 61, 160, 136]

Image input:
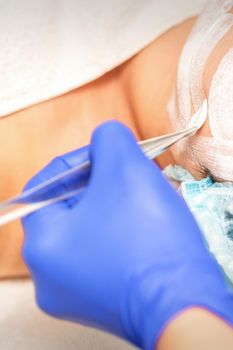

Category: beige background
[0, 279, 138, 350]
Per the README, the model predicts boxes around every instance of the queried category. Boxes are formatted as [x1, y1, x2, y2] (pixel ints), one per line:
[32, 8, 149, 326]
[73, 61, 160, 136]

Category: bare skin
[157, 308, 233, 350]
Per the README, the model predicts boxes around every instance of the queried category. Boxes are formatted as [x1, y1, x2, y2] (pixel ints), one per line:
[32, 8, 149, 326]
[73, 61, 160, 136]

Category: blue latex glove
[22, 121, 233, 350]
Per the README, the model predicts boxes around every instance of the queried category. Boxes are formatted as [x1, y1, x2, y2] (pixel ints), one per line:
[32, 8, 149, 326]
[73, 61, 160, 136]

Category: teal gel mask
[164, 165, 233, 284]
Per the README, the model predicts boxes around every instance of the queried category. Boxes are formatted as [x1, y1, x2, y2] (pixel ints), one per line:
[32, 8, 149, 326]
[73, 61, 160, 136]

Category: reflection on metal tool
[0, 100, 207, 227]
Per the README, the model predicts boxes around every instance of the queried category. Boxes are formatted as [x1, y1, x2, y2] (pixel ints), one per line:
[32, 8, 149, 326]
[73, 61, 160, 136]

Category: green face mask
[164, 165, 233, 285]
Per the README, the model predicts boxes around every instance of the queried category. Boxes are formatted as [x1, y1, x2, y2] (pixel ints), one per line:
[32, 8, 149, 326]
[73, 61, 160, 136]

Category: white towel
[0, 0, 206, 117]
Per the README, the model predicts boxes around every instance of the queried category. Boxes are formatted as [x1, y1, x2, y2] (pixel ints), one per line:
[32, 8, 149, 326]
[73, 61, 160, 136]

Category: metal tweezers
[0, 101, 207, 227]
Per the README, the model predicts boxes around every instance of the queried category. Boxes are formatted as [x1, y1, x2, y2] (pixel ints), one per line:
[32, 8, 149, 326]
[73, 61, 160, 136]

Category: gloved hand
[22, 121, 233, 350]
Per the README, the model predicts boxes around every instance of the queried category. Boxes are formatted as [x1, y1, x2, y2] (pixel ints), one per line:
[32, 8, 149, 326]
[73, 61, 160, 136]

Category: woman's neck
[118, 17, 196, 167]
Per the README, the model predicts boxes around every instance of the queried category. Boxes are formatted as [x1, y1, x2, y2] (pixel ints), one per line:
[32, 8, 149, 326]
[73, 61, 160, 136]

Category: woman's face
[164, 0, 233, 184]
[170, 23, 233, 183]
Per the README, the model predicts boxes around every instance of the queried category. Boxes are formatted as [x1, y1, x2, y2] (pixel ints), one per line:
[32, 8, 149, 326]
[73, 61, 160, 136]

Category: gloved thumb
[90, 120, 145, 179]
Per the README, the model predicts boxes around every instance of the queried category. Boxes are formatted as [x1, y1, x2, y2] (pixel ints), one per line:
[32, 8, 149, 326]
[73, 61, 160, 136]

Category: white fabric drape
[0, 0, 206, 117]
